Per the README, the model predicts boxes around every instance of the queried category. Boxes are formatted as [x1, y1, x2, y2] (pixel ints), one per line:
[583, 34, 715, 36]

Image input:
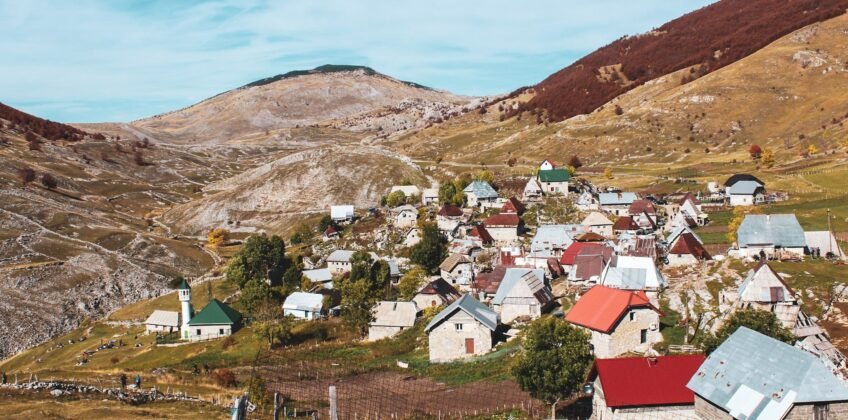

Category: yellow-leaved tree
[604, 167, 614, 179]
[761, 149, 775, 168]
[726, 206, 762, 244]
[207, 228, 230, 247]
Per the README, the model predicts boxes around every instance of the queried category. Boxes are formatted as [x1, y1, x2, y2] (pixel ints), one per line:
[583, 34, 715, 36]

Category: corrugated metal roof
[687, 327, 848, 413]
[283, 292, 324, 312]
[371, 301, 417, 328]
[463, 180, 498, 199]
[530, 224, 582, 257]
[595, 355, 705, 408]
[187, 299, 241, 326]
[565, 285, 656, 333]
[737, 214, 806, 248]
[145, 310, 180, 327]
[599, 192, 638, 206]
[538, 168, 571, 182]
[492, 268, 547, 305]
[425, 294, 498, 332]
[601, 255, 666, 290]
[303, 268, 333, 283]
[729, 180, 763, 195]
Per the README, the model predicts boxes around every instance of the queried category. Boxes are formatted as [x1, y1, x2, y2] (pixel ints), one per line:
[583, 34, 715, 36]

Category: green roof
[538, 168, 571, 182]
[187, 299, 241, 326]
[177, 278, 191, 290]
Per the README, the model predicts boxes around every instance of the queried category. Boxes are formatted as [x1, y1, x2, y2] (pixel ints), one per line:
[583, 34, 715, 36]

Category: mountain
[522, 0, 848, 121]
[131, 65, 480, 144]
[0, 101, 89, 141]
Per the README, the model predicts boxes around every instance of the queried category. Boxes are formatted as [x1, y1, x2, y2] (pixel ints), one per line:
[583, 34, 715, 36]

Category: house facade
[565, 285, 662, 358]
[491, 268, 551, 324]
[145, 310, 180, 334]
[666, 231, 711, 266]
[482, 213, 520, 244]
[283, 292, 324, 320]
[734, 214, 806, 259]
[538, 168, 570, 195]
[523, 178, 543, 202]
[463, 180, 498, 207]
[439, 253, 474, 287]
[425, 294, 499, 363]
[413, 278, 460, 309]
[599, 192, 638, 216]
[184, 299, 242, 342]
[368, 301, 417, 341]
[392, 204, 418, 228]
[582, 212, 614, 238]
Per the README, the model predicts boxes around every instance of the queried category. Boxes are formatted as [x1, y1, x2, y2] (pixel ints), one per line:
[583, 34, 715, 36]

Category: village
[109, 157, 847, 419]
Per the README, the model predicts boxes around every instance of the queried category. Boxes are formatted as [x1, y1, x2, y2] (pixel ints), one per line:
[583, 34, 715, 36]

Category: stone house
[721, 263, 799, 329]
[612, 216, 640, 236]
[491, 268, 552, 324]
[599, 192, 638, 216]
[185, 299, 242, 342]
[327, 250, 357, 274]
[436, 204, 464, 238]
[413, 278, 460, 309]
[425, 294, 499, 363]
[564, 285, 662, 358]
[463, 180, 498, 207]
[581, 212, 614, 238]
[591, 355, 705, 420]
[733, 214, 806, 259]
[391, 204, 418, 229]
[687, 327, 848, 420]
[439, 253, 474, 288]
[666, 231, 711, 266]
[368, 301, 417, 341]
[482, 213, 520, 244]
[403, 227, 421, 247]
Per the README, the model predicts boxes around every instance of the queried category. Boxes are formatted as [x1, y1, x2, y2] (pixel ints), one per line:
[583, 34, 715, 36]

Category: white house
[728, 180, 765, 206]
[302, 268, 334, 289]
[804, 231, 845, 259]
[733, 214, 806, 259]
[330, 205, 355, 222]
[491, 268, 552, 324]
[283, 292, 324, 320]
[598, 192, 638, 216]
[413, 278, 460, 309]
[327, 250, 357, 274]
[184, 298, 242, 342]
[392, 204, 418, 229]
[436, 204, 464, 238]
[403, 227, 422, 247]
[425, 294, 499, 363]
[529, 224, 582, 258]
[537, 168, 571, 195]
[581, 212, 614, 238]
[482, 213, 520, 244]
[422, 188, 439, 205]
[368, 301, 418, 341]
[439, 253, 474, 287]
[145, 310, 180, 334]
[463, 180, 498, 207]
[576, 191, 599, 211]
[539, 159, 557, 171]
[523, 178, 544, 202]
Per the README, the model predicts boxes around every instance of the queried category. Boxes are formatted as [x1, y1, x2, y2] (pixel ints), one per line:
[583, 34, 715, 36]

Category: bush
[212, 369, 237, 388]
[221, 335, 236, 349]
[41, 173, 58, 189]
[17, 167, 35, 186]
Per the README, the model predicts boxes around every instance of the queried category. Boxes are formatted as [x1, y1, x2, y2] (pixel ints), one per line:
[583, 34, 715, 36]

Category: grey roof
[530, 224, 582, 257]
[463, 180, 498, 199]
[492, 268, 547, 305]
[598, 192, 638, 206]
[283, 292, 324, 312]
[729, 180, 763, 195]
[145, 310, 180, 327]
[302, 268, 333, 283]
[327, 250, 356, 262]
[425, 294, 498, 332]
[687, 327, 848, 417]
[601, 255, 666, 290]
[371, 301, 417, 328]
[737, 214, 806, 248]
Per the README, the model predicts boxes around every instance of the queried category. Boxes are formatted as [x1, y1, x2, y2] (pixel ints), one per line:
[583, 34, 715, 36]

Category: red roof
[668, 233, 711, 260]
[560, 242, 603, 266]
[324, 225, 338, 235]
[613, 216, 638, 231]
[571, 254, 607, 281]
[438, 204, 463, 217]
[501, 197, 526, 215]
[628, 200, 656, 216]
[594, 355, 706, 408]
[678, 192, 701, 206]
[483, 213, 520, 227]
[565, 285, 658, 333]
[468, 224, 493, 244]
[473, 266, 509, 294]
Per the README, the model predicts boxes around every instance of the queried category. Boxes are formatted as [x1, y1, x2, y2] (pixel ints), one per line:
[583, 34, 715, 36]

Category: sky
[0, 0, 715, 123]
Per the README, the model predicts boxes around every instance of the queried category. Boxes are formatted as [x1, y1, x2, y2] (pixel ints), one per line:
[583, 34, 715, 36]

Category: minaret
[177, 278, 192, 339]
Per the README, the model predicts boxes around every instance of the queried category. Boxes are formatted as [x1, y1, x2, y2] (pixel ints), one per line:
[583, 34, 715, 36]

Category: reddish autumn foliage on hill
[0, 102, 87, 141]
[525, 0, 848, 121]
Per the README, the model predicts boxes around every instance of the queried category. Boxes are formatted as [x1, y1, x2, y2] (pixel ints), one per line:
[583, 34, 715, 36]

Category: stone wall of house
[591, 378, 698, 419]
[487, 226, 518, 244]
[694, 395, 733, 420]
[368, 325, 402, 341]
[328, 261, 351, 274]
[785, 402, 848, 419]
[498, 301, 541, 324]
[428, 310, 492, 363]
[666, 253, 698, 267]
[413, 294, 445, 310]
[591, 308, 661, 358]
[588, 225, 613, 238]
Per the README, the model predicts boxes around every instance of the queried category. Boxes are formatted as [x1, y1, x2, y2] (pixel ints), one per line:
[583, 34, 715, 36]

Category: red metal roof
[501, 197, 526, 215]
[469, 224, 494, 244]
[560, 242, 603, 266]
[628, 200, 657, 215]
[438, 204, 463, 217]
[668, 232, 711, 259]
[483, 213, 520, 227]
[613, 216, 638, 231]
[678, 192, 701, 206]
[564, 285, 658, 333]
[594, 355, 705, 408]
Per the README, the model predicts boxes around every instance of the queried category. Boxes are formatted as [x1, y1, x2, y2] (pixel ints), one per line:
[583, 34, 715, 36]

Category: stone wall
[591, 308, 661, 358]
[786, 402, 848, 419]
[592, 378, 698, 419]
[368, 325, 402, 341]
[694, 395, 732, 420]
[428, 310, 492, 363]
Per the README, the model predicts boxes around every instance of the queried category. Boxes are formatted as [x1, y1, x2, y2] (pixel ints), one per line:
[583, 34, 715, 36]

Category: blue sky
[0, 0, 714, 123]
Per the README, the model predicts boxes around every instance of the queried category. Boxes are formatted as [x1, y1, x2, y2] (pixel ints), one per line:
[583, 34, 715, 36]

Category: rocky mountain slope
[131, 65, 481, 145]
[390, 13, 848, 169]
[521, 0, 848, 121]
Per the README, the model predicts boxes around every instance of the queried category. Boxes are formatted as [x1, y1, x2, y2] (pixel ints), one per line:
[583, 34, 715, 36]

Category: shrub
[212, 369, 237, 388]
[221, 335, 236, 349]
[17, 167, 35, 186]
[41, 173, 58, 189]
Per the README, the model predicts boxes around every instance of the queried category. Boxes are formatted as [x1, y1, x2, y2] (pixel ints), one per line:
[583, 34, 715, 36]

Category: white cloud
[0, 0, 714, 122]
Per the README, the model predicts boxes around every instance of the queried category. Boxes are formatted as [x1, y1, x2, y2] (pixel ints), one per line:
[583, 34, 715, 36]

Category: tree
[512, 317, 593, 419]
[700, 308, 794, 354]
[336, 276, 377, 334]
[808, 144, 818, 155]
[385, 190, 407, 207]
[567, 155, 583, 169]
[207, 228, 230, 247]
[726, 206, 761, 243]
[17, 167, 35, 186]
[240, 279, 274, 315]
[748, 144, 763, 159]
[397, 265, 428, 300]
[410, 223, 447, 273]
[761, 148, 775, 168]
[317, 215, 335, 233]
[226, 235, 290, 288]
[438, 182, 459, 205]
[252, 299, 294, 349]
[603, 167, 614, 179]
[41, 173, 58, 189]
[475, 170, 494, 184]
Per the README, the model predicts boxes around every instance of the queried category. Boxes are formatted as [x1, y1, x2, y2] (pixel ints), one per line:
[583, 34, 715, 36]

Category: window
[640, 329, 648, 344]
[219, 328, 225, 335]
[455, 323, 463, 331]
[196, 329, 201, 336]
[629, 311, 635, 321]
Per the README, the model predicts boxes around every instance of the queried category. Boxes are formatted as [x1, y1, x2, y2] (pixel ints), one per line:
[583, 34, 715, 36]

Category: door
[465, 338, 475, 354]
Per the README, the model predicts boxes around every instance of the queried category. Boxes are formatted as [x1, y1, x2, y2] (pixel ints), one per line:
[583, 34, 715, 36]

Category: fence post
[273, 392, 281, 420]
[329, 385, 338, 420]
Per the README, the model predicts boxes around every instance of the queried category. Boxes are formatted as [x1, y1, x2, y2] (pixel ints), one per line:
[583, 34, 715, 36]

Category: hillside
[131, 65, 480, 145]
[523, 0, 848, 121]
[389, 12, 848, 174]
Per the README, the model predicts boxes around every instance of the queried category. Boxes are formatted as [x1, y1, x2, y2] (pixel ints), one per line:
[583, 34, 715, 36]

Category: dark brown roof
[469, 224, 494, 244]
[501, 197, 526, 215]
[483, 213, 521, 227]
[473, 266, 509, 294]
[613, 216, 639, 231]
[678, 192, 701, 206]
[628, 200, 656, 215]
[668, 233, 711, 260]
[438, 204, 463, 217]
[418, 278, 461, 300]
[574, 232, 605, 242]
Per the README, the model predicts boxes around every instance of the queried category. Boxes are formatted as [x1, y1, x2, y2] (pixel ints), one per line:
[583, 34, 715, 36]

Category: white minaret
[177, 278, 192, 339]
